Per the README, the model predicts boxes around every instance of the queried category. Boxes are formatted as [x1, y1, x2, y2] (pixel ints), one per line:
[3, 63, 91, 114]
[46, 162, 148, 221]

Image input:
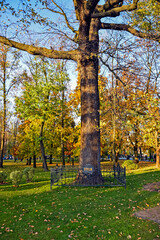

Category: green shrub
[122, 160, 138, 170]
[10, 170, 22, 187]
[23, 167, 35, 182]
[0, 171, 7, 183]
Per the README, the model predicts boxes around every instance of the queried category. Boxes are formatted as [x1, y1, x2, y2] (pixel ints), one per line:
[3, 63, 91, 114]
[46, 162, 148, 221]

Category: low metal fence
[50, 163, 126, 189]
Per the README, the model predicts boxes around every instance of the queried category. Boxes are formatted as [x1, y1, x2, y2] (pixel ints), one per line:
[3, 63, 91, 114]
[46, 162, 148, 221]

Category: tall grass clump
[23, 167, 35, 182]
[10, 170, 23, 187]
[122, 160, 138, 170]
[0, 171, 7, 183]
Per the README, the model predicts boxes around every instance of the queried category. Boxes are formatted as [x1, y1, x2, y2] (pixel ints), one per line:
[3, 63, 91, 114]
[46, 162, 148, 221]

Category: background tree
[0, 44, 21, 168]
[16, 57, 72, 170]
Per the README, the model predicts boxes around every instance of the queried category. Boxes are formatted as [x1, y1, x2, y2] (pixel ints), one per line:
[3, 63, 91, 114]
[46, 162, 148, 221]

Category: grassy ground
[0, 161, 160, 240]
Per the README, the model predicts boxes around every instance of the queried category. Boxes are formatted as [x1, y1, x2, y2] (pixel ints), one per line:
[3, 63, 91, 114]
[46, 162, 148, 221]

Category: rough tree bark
[76, 14, 103, 183]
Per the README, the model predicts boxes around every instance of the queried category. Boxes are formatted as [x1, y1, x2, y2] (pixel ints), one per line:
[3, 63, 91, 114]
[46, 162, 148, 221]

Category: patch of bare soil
[133, 182, 160, 225]
[133, 206, 160, 224]
[143, 182, 160, 192]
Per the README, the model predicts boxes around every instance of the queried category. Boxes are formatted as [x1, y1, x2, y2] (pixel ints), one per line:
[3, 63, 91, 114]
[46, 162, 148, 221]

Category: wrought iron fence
[50, 164, 126, 189]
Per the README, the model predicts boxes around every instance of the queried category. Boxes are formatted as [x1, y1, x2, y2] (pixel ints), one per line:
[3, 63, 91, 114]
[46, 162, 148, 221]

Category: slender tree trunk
[139, 147, 142, 161]
[28, 156, 31, 165]
[40, 121, 48, 171]
[76, 18, 103, 183]
[156, 132, 160, 168]
[134, 125, 139, 163]
[0, 56, 6, 168]
[0, 134, 5, 168]
[112, 56, 116, 164]
[71, 156, 74, 166]
[61, 86, 65, 166]
[115, 151, 119, 163]
[49, 143, 53, 164]
[49, 154, 52, 164]
[156, 147, 160, 168]
[33, 154, 36, 168]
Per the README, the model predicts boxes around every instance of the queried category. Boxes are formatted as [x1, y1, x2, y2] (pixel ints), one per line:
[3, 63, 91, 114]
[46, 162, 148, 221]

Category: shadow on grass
[0, 180, 50, 192]
[125, 169, 160, 189]
[0, 168, 159, 197]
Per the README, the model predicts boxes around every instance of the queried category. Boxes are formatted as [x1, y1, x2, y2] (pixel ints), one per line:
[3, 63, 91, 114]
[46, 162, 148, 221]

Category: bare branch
[100, 56, 126, 86]
[49, 0, 78, 35]
[0, 36, 78, 61]
[100, 23, 160, 43]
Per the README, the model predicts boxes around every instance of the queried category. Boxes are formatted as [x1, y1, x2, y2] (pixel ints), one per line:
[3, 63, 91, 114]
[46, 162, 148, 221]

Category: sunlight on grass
[0, 161, 160, 240]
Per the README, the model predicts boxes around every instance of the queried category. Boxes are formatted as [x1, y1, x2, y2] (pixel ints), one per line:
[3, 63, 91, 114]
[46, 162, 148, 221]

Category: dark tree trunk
[28, 157, 31, 165]
[33, 154, 36, 168]
[139, 147, 142, 161]
[49, 154, 52, 164]
[0, 144, 4, 168]
[134, 125, 139, 163]
[40, 121, 48, 171]
[115, 151, 119, 163]
[0, 109, 5, 167]
[72, 157, 74, 166]
[49, 143, 53, 164]
[76, 17, 103, 184]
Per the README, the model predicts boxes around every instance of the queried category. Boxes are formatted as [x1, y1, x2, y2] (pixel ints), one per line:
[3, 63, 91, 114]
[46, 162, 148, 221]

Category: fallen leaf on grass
[5, 228, 13, 232]
[127, 235, 132, 239]
[29, 225, 34, 228]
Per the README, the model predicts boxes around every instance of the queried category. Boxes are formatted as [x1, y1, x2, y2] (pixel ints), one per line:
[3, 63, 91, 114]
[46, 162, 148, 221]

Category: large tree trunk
[76, 17, 103, 184]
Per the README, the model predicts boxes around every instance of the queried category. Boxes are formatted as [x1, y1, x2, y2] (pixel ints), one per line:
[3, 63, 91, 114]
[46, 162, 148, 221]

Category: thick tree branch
[96, 0, 123, 13]
[85, 0, 99, 14]
[92, 0, 138, 18]
[103, 0, 123, 10]
[73, 0, 84, 20]
[100, 23, 160, 43]
[0, 36, 78, 61]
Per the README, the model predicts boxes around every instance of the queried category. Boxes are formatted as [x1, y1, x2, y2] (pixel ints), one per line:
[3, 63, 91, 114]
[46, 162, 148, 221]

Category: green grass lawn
[0, 161, 160, 240]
